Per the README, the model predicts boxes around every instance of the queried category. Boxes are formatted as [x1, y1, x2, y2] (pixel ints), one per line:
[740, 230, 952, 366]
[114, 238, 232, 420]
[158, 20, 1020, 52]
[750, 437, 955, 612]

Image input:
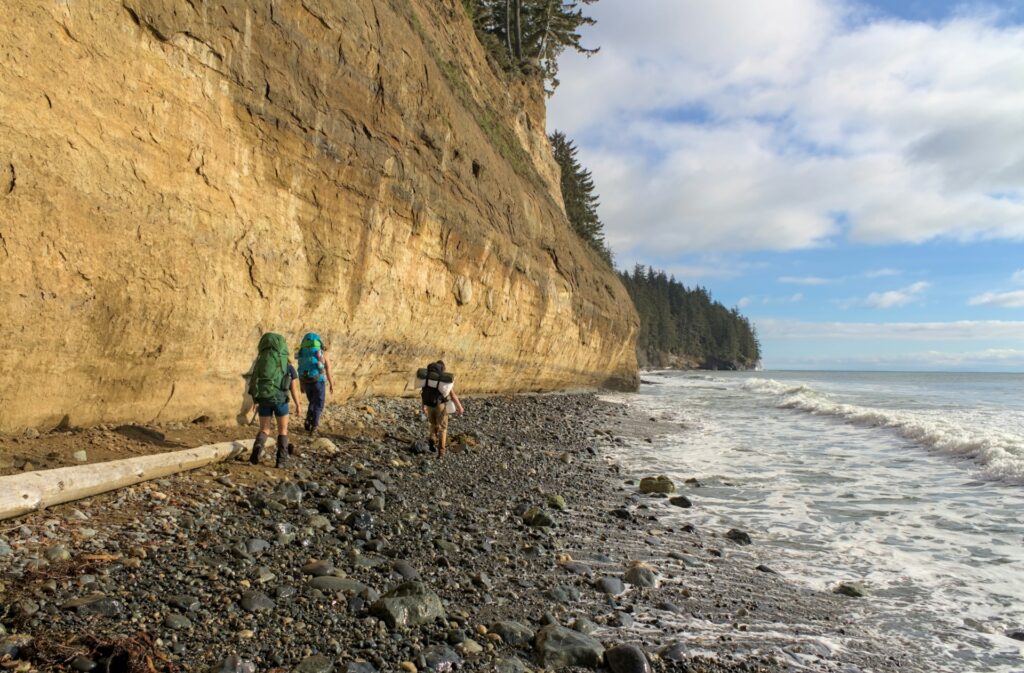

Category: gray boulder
[534, 624, 604, 669]
[370, 581, 445, 628]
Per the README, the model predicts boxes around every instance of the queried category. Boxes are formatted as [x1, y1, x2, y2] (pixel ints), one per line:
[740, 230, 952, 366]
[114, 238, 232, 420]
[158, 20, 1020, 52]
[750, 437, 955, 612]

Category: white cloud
[549, 1, 1024, 257]
[864, 268, 902, 278]
[860, 281, 930, 309]
[968, 290, 1024, 308]
[755, 318, 1024, 340]
[1011, 269, 1024, 284]
[768, 347, 1024, 371]
[737, 297, 752, 308]
[779, 276, 831, 285]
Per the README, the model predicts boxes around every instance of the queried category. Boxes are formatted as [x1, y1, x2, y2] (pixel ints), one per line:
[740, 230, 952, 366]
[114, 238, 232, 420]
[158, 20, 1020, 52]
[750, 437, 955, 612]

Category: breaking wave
[742, 378, 1024, 483]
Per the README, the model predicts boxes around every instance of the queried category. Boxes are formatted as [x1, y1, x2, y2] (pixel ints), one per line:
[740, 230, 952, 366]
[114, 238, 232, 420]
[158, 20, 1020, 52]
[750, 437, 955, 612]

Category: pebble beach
[0, 394, 912, 672]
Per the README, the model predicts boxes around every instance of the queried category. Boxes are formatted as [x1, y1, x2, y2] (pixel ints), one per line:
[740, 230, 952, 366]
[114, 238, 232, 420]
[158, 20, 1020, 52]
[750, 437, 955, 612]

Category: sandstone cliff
[0, 0, 638, 432]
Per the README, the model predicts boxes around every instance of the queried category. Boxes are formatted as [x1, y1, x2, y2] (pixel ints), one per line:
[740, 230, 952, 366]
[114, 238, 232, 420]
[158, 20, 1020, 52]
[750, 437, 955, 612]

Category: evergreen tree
[464, 0, 599, 90]
[618, 267, 761, 369]
[550, 131, 610, 261]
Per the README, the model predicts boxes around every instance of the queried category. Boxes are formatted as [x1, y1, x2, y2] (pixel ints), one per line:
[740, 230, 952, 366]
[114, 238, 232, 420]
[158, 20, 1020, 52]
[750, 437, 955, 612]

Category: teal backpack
[297, 332, 325, 382]
[248, 332, 290, 404]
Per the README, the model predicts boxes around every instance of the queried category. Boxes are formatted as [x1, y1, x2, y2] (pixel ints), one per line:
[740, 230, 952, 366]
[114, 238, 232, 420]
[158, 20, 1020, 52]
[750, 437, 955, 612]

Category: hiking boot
[275, 435, 290, 469]
[250, 432, 268, 465]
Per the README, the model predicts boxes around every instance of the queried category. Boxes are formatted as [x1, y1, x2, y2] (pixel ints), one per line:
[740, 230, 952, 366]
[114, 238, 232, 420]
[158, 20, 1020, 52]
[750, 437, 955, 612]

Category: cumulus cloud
[857, 281, 930, 308]
[548, 1, 1024, 258]
[968, 290, 1024, 308]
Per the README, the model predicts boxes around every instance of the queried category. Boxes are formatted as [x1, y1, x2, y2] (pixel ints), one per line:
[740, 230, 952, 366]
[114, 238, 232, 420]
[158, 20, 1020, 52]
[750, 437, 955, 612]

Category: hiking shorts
[257, 401, 289, 418]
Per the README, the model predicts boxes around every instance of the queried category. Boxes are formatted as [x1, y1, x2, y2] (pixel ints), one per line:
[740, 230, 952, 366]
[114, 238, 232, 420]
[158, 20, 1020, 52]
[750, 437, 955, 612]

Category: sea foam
[742, 378, 1024, 483]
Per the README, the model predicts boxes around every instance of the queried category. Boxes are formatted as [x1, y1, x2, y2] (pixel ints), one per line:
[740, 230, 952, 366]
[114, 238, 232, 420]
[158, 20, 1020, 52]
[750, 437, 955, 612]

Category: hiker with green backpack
[247, 332, 301, 468]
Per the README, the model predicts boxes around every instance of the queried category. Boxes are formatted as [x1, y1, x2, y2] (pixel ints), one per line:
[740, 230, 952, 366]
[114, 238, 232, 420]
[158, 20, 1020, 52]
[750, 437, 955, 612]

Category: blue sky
[548, 0, 1024, 371]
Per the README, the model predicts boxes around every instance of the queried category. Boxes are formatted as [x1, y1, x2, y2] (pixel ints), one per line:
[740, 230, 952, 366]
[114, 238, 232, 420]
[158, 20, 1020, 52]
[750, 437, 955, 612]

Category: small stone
[311, 437, 338, 455]
[302, 559, 335, 576]
[346, 511, 373, 530]
[293, 654, 333, 673]
[547, 494, 567, 510]
[726, 529, 752, 545]
[167, 595, 199, 611]
[70, 656, 97, 672]
[596, 576, 626, 596]
[659, 642, 688, 662]
[367, 495, 385, 512]
[399, 663, 417, 673]
[209, 655, 257, 673]
[1006, 629, 1024, 641]
[72, 450, 88, 463]
[639, 475, 675, 494]
[307, 514, 332, 530]
[164, 613, 192, 630]
[392, 560, 420, 580]
[45, 544, 71, 562]
[623, 562, 658, 588]
[605, 644, 652, 673]
[458, 639, 483, 654]
[522, 507, 555, 527]
[246, 538, 271, 555]
[834, 582, 866, 598]
[495, 657, 530, 673]
[489, 620, 534, 647]
[240, 590, 275, 612]
[559, 452, 572, 464]
[61, 594, 122, 617]
[756, 564, 778, 574]
[0, 539, 11, 556]
[668, 495, 692, 508]
[310, 576, 367, 594]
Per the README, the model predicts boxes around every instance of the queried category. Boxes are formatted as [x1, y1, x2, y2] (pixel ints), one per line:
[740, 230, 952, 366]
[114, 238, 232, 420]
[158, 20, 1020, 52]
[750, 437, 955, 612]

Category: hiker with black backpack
[415, 360, 463, 458]
[247, 332, 301, 468]
[296, 332, 334, 434]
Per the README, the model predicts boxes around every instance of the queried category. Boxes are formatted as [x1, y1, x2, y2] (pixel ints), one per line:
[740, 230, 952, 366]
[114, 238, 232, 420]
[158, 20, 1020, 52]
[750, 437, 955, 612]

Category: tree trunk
[505, 0, 513, 59]
[512, 0, 522, 61]
[0, 440, 248, 521]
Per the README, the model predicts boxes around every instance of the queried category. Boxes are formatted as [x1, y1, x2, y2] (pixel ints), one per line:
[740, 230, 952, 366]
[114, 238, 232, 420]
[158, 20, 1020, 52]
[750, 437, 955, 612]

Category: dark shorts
[257, 401, 289, 418]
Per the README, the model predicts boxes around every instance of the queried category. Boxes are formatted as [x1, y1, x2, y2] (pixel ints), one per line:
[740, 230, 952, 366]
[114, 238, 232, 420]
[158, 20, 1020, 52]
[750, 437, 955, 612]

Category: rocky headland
[0, 395, 914, 672]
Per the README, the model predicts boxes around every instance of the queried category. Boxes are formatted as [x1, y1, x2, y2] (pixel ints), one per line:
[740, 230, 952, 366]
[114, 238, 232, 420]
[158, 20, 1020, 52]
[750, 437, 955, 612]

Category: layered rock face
[0, 0, 638, 431]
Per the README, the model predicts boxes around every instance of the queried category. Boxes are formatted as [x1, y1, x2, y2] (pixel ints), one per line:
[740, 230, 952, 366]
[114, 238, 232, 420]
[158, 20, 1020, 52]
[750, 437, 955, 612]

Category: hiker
[416, 360, 464, 458]
[247, 332, 301, 468]
[296, 332, 334, 434]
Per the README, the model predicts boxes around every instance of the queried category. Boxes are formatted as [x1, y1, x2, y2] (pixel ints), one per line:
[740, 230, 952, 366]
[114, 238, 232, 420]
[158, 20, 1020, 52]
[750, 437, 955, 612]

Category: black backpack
[420, 362, 447, 407]
[421, 385, 445, 408]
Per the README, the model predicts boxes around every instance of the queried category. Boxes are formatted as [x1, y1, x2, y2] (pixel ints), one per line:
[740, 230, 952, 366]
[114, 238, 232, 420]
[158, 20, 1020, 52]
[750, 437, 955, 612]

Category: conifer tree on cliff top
[465, 0, 599, 90]
[550, 130, 611, 262]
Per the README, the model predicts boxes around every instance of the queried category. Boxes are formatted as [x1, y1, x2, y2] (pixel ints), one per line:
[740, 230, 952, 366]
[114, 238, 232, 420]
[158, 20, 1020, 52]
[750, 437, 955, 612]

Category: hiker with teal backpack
[247, 332, 301, 468]
[296, 332, 334, 434]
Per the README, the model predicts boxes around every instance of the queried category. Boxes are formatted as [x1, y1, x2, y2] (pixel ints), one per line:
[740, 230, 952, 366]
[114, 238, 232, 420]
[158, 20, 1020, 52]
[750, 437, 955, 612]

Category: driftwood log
[0, 440, 248, 520]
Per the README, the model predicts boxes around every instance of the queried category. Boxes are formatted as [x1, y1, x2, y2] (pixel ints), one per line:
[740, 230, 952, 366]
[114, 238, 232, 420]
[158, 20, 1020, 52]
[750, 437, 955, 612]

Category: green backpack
[248, 332, 290, 405]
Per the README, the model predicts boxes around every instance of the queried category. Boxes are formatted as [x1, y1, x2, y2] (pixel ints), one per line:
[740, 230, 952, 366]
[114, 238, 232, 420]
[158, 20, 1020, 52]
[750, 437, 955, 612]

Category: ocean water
[606, 370, 1024, 672]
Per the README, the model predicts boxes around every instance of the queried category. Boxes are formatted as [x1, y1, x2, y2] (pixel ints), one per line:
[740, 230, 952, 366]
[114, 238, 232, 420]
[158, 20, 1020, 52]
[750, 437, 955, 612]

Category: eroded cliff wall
[0, 0, 638, 432]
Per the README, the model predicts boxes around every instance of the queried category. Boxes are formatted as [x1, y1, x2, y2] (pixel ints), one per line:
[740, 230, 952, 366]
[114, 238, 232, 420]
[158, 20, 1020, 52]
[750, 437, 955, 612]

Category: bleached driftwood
[0, 440, 248, 521]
